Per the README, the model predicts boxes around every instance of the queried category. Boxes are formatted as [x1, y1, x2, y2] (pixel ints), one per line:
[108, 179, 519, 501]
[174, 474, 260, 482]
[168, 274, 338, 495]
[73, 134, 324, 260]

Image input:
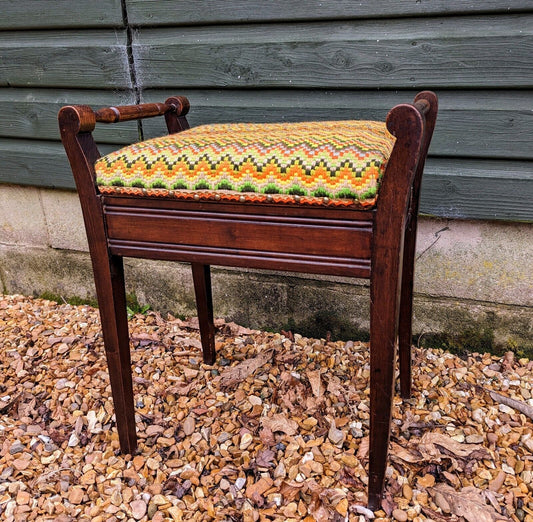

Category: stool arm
[58, 95, 192, 202]
[94, 96, 190, 124]
[95, 102, 170, 123]
[58, 96, 190, 135]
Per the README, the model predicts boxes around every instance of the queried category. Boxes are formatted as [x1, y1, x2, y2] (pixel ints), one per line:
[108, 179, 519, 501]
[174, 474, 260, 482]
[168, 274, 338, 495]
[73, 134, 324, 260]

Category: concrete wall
[1, 184, 531, 355]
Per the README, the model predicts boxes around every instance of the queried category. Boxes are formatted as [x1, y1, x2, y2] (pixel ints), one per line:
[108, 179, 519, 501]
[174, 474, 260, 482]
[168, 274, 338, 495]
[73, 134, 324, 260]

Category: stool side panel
[103, 202, 373, 260]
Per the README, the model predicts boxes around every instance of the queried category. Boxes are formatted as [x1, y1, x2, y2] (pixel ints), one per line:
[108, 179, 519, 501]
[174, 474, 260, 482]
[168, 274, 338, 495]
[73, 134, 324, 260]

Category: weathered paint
[0, 4, 532, 221]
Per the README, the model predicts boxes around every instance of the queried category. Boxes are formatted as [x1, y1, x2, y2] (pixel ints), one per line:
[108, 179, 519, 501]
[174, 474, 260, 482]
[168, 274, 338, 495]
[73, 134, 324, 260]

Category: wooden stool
[59, 91, 437, 509]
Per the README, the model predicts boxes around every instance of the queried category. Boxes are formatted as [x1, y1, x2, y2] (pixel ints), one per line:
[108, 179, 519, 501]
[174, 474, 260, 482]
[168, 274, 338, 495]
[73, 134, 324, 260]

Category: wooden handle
[94, 96, 190, 123]
[95, 102, 169, 123]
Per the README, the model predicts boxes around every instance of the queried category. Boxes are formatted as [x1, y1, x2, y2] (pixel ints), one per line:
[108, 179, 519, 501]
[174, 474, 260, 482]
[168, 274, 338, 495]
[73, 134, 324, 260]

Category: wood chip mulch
[0, 294, 532, 522]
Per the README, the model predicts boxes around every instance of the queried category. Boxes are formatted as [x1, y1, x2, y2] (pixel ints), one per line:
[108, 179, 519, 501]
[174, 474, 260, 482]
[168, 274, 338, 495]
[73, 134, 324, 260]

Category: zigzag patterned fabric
[95, 120, 395, 207]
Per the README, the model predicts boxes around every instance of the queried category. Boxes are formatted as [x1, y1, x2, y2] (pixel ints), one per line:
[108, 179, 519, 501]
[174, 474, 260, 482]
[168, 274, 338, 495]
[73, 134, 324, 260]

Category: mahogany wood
[368, 99, 425, 509]
[58, 92, 438, 510]
[192, 263, 216, 365]
[398, 92, 438, 399]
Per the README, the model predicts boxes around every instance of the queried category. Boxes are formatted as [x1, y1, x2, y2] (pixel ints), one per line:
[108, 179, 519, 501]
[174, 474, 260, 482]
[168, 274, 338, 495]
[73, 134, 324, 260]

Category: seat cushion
[95, 120, 395, 208]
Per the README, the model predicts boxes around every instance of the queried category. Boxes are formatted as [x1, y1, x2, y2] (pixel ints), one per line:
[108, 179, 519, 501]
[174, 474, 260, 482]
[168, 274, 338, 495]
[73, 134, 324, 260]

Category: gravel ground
[0, 294, 531, 522]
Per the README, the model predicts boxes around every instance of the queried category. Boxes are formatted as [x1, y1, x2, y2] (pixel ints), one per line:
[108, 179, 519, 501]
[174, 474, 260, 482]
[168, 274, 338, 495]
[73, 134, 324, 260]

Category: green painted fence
[0, 1, 532, 220]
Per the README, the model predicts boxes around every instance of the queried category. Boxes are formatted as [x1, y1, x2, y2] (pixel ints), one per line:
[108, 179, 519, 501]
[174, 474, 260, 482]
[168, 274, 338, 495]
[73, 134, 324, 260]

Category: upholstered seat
[95, 120, 395, 208]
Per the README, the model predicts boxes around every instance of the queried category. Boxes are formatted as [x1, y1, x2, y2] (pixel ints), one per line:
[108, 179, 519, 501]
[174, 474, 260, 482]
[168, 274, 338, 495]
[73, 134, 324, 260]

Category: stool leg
[368, 261, 401, 510]
[192, 263, 216, 364]
[93, 254, 137, 454]
[398, 219, 417, 399]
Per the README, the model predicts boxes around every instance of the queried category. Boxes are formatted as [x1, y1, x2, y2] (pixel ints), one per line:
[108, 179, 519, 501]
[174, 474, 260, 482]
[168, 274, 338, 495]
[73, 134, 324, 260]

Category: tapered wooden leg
[398, 215, 417, 399]
[92, 254, 137, 454]
[368, 260, 402, 510]
[59, 116, 137, 454]
[191, 263, 216, 364]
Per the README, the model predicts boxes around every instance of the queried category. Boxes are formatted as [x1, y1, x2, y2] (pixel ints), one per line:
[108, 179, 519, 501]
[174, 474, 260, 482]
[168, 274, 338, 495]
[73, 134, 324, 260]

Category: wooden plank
[5, 86, 530, 160]
[0, 89, 139, 144]
[1, 139, 531, 221]
[0, 139, 118, 189]
[132, 14, 533, 89]
[421, 158, 533, 221]
[126, 0, 532, 26]
[141, 89, 533, 160]
[0, 0, 124, 29]
[0, 31, 131, 89]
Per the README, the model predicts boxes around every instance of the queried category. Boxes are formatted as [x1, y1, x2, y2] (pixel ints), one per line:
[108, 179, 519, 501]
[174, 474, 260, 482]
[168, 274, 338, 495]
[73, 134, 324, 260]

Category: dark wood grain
[95, 103, 172, 123]
[422, 159, 533, 221]
[107, 238, 372, 278]
[141, 89, 533, 160]
[0, 31, 131, 89]
[125, 0, 531, 26]
[0, 89, 138, 143]
[132, 15, 533, 88]
[398, 91, 438, 400]
[0, 139, 119, 188]
[104, 206, 373, 259]
[367, 100, 425, 509]
[0, 0, 124, 29]
[58, 106, 137, 453]
[103, 201, 373, 277]
[192, 264, 216, 364]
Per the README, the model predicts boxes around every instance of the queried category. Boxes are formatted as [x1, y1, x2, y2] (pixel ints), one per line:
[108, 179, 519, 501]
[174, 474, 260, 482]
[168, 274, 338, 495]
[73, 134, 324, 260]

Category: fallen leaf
[357, 437, 369, 460]
[484, 489, 504, 512]
[307, 370, 324, 398]
[338, 466, 364, 489]
[179, 338, 202, 350]
[222, 321, 260, 336]
[255, 449, 276, 468]
[259, 427, 275, 447]
[0, 393, 21, 414]
[219, 349, 274, 387]
[0, 295, 523, 520]
[261, 414, 298, 436]
[429, 484, 510, 522]
[442, 470, 462, 488]
[280, 480, 304, 503]
[390, 441, 424, 463]
[418, 432, 489, 460]
[420, 506, 453, 522]
[489, 390, 533, 421]
[306, 481, 339, 522]
[166, 382, 196, 396]
[488, 470, 506, 492]
[245, 476, 273, 499]
[326, 377, 345, 398]
[380, 492, 395, 517]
